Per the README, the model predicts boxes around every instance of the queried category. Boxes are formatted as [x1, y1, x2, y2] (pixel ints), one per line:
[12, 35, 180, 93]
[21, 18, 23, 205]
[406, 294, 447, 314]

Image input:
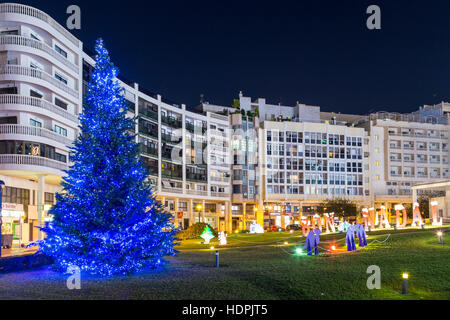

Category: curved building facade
[0, 3, 82, 243]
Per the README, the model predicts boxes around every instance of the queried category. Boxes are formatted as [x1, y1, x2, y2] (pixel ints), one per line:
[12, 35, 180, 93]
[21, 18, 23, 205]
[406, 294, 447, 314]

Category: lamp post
[196, 204, 202, 224]
[0, 180, 5, 258]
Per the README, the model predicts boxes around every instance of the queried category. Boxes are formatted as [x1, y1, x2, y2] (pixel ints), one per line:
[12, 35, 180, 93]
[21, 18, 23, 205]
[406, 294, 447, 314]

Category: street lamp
[0, 180, 5, 258]
[196, 204, 202, 224]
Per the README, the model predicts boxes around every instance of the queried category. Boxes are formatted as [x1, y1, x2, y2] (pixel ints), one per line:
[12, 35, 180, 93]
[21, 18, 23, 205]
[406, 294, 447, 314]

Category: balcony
[161, 115, 182, 129]
[186, 189, 208, 196]
[0, 65, 78, 98]
[139, 145, 158, 157]
[138, 128, 158, 140]
[161, 133, 182, 145]
[138, 108, 158, 122]
[0, 35, 78, 73]
[0, 94, 78, 123]
[0, 124, 72, 146]
[161, 171, 182, 181]
[0, 154, 68, 172]
[0, 3, 79, 46]
[210, 176, 230, 183]
[211, 192, 229, 198]
[186, 173, 207, 183]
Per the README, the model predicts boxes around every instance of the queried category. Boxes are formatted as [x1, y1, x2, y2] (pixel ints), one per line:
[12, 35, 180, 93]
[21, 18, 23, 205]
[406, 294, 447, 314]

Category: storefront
[1, 203, 25, 246]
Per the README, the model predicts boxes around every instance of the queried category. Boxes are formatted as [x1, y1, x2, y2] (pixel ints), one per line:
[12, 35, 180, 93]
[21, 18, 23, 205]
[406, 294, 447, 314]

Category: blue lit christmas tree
[35, 39, 177, 276]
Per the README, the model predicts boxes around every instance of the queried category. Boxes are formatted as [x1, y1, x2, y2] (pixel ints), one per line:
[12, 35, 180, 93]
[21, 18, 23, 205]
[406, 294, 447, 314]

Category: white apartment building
[364, 105, 450, 208]
[0, 3, 82, 244]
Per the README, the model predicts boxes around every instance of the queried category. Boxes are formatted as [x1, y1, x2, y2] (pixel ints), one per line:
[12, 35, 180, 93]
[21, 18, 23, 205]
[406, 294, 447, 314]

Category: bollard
[437, 232, 443, 245]
[402, 273, 408, 294]
[215, 250, 219, 268]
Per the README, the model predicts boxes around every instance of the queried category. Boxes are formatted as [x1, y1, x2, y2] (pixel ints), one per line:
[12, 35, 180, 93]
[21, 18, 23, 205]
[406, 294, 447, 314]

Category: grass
[0, 228, 448, 300]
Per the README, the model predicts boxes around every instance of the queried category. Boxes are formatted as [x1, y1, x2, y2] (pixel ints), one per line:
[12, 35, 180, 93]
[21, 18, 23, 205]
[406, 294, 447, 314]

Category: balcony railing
[186, 189, 208, 196]
[161, 133, 182, 144]
[0, 124, 73, 145]
[210, 176, 230, 183]
[0, 35, 78, 73]
[0, 65, 78, 98]
[138, 108, 158, 122]
[0, 3, 79, 46]
[211, 192, 229, 198]
[0, 94, 78, 122]
[0, 154, 68, 172]
[161, 115, 182, 128]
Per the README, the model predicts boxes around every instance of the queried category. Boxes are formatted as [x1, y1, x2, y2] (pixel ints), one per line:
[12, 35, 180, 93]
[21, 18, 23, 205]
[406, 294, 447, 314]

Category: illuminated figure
[356, 224, 367, 247]
[249, 221, 264, 234]
[200, 226, 215, 244]
[218, 231, 227, 245]
[304, 228, 321, 256]
[345, 223, 357, 252]
[369, 207, 377, 228]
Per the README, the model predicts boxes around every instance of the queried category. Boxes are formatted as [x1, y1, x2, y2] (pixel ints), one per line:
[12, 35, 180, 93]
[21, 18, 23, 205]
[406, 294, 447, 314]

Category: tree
[35, 39, 177, 276]
[319, 199, 357, 218]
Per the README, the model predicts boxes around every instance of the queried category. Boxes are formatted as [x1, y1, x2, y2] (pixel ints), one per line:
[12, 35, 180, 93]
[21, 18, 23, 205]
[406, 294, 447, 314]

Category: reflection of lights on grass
[295, 248, 303, 255]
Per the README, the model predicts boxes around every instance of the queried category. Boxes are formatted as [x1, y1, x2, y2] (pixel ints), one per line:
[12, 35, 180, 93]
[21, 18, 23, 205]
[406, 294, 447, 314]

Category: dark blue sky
[17, 0, 450, 113]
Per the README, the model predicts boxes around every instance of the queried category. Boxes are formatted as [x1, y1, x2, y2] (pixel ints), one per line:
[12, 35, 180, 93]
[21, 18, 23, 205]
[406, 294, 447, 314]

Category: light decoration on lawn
[304, 228, 321, 255]
[411, 202, 424, 227]
[356, 223, 367, 247]
[324, 213, 335, 233]
[312, 214, 322, 232]
[330, 245, 337, 251]
[378, 205, 390, 229]
[361, 208, 370, 231]
[430, 201, 443, 226]
[218, 231, 227, 245]
[300, 216, 309, 236]
[249, 221, 264, 234]
[295, 248, 304, 255]
[394, 205, 407, 228]
[27, 39, 177, 276]
[345, 224, 357, 251]
[200, 226, 215, 244]
[437, 231, 443, 245]
[369, 207, 377, 229]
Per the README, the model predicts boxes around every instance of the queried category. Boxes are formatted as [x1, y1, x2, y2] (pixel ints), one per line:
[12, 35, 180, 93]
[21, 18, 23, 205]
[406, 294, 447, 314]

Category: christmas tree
[35, 39, 177, 276]
[200, 226, 215, 244]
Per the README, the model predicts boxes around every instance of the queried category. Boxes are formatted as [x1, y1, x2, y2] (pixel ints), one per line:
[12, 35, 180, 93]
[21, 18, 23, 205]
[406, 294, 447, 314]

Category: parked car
[286, 224, 301, 231]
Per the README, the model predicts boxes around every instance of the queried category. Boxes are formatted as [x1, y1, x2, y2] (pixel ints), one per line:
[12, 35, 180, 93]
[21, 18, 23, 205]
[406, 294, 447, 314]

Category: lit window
[376, 161, 380, 166]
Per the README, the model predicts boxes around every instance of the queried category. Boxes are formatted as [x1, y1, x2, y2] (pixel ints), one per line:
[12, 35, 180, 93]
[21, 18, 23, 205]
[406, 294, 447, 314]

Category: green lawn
[0, 228, 448, 300]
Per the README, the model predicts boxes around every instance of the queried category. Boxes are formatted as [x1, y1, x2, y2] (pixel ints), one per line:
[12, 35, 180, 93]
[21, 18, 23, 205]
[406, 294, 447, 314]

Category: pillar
[201, 200, 205, 223]
[242, 202, 246, 231]
[225, 201, 232, 233]
[189, 199, 193, 226]
[174, 198, 179, 229]
[37, 174, 44, 241]
[280, 203, 286, 229]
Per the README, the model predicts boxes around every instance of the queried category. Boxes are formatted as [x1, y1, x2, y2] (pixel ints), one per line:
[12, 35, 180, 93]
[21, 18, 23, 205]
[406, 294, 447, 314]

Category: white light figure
[431, 201, 443, 226]
[218, 231, 227, 245]
[249, 220, 264, 234]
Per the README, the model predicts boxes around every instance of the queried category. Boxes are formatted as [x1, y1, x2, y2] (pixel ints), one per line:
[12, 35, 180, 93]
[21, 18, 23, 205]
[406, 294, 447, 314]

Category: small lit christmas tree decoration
[31, 39, 177, 276]
[200, 226, 215, 244]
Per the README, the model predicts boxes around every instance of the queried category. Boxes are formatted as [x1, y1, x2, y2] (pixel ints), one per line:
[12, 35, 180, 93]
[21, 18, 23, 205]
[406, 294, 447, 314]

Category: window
[0, 116, 17, 124]
[30, 119, 42, 127]
[54, 44, 68, 58]
[375, 161, 380, 166]
[30, 33, 40, 41]
[55, 153, 67, 163]
[44, 192, 55, 205]
[0, 87, 18, 94]
[54, 125, 67, 137]
[54, 72, 68, 85]
[30, 89, 43, 99]
[2, 186, 30, 205]
[54, 97, 68, 110]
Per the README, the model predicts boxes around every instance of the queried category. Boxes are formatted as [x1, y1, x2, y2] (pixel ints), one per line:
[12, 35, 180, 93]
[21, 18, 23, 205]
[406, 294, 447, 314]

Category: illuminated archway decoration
[369, 207, 377, 229]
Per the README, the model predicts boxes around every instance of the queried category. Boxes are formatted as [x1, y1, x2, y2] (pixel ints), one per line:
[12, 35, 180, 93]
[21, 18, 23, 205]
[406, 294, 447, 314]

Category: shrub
[179, 223, 218, 240]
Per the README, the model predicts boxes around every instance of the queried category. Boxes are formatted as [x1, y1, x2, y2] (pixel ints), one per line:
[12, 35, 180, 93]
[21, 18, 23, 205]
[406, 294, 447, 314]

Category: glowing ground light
[331, 245, 337, 251]
[437, 231, 443, 237]
[210, 246, 215, 250]
[295, 248, 303, 255]
[402, 273, 409, 279]
[284, 242, 289, 245]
